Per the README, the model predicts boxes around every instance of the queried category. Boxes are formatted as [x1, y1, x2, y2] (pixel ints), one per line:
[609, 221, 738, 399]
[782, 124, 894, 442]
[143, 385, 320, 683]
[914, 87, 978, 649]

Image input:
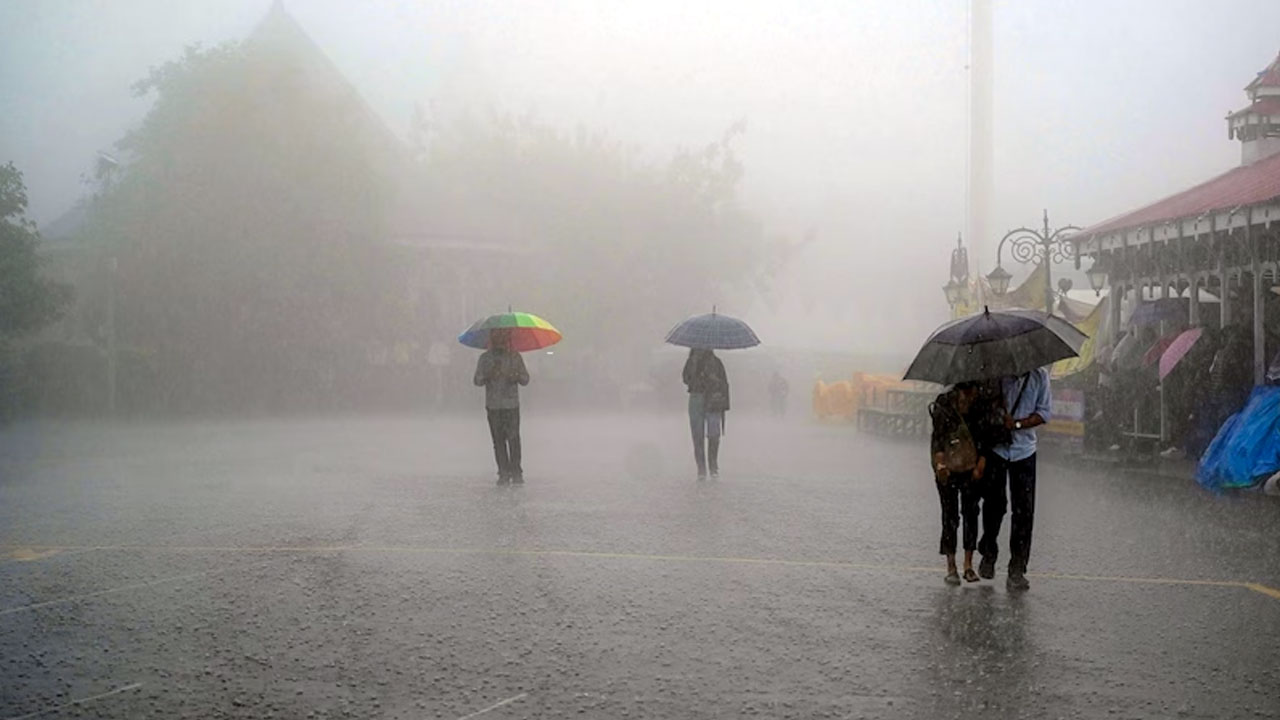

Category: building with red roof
[1072, 51, 1280, 385]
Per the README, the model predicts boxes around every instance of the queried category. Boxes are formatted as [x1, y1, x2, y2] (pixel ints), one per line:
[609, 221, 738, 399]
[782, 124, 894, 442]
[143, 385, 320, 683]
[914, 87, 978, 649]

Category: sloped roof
[246, 1, 401, 153]
[1075, 149, 1280, 237]
[1246, 52, 1280, 93]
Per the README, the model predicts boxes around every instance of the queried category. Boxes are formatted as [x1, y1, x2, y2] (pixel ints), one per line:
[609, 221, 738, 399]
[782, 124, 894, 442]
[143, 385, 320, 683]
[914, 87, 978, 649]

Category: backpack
[930, 396, 978, 473]
[705, 374, 731, 413]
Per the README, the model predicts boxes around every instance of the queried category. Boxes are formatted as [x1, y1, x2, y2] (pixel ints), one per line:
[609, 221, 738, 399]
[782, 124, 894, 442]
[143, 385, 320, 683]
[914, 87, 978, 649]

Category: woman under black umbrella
[929, 381, 986, 585]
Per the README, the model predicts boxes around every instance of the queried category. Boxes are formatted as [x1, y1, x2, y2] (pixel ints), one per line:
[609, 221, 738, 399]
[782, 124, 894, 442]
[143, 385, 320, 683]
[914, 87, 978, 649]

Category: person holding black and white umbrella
[666, 309, 760, 480]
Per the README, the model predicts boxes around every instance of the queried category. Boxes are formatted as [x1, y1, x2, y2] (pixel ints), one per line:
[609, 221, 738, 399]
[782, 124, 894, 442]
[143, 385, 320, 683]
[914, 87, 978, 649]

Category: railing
[814, 373, 935, 438]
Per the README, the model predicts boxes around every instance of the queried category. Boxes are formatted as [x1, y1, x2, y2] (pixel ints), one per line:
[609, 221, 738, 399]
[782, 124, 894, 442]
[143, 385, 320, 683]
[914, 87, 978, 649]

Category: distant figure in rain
[683, 348, 730, 479]
[769, 370, 790, 418]
[929, 381, 985, 585]
[473, 329, 530, 485]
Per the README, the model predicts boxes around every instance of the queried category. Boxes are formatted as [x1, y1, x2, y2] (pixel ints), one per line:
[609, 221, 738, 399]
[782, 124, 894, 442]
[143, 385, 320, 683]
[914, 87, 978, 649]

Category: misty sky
[3, 0, 1279, 358]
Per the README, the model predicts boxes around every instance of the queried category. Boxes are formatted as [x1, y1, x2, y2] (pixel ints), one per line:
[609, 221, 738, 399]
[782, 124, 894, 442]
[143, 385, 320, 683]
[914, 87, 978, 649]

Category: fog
[0, 0, 1278, 413]
[5, 5, 1280, 716]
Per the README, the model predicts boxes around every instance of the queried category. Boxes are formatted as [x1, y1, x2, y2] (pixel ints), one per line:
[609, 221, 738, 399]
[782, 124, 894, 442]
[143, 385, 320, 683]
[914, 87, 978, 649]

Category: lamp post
[1085, 255, 1108, 295]
[942, 233, 969, 311]
[986, 209, 1081, 313]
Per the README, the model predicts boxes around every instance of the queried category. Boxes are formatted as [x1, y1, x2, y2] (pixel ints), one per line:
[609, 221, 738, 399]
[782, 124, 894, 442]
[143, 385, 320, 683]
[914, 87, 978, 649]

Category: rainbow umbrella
[458, 311, 562, 352]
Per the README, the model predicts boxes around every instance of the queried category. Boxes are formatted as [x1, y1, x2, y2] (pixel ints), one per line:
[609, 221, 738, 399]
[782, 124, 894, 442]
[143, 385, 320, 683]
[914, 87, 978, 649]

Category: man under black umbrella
[979, 366, 1053, 591]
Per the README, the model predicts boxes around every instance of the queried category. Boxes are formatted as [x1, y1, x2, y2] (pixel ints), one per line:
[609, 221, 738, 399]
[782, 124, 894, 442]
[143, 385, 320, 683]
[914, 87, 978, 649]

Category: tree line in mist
[4, 37, 792, 417]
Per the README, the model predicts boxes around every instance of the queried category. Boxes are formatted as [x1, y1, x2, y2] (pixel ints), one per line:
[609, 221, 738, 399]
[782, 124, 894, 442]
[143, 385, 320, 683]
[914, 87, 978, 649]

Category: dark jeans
[980, 452, 1036, 575]
[486, 408, 522, 478]
[936, 471, 981, 556]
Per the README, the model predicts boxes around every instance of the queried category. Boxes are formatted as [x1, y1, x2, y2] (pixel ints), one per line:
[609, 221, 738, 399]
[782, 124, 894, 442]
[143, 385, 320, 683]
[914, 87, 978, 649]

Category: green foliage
[0, 162, 71, 340]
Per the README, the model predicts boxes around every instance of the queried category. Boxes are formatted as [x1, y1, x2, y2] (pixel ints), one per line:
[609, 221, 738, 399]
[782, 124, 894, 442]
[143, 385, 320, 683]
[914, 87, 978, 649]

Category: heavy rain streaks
[2, 1, 1280, 719]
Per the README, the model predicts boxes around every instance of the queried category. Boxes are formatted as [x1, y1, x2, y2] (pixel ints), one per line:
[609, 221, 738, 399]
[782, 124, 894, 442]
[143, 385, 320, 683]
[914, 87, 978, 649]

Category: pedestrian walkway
[2, 414, 1278, 718]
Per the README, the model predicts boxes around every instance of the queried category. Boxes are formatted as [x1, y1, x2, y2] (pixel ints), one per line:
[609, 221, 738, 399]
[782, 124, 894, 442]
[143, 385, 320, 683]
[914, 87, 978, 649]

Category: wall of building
[1243, 135, 1280, 165]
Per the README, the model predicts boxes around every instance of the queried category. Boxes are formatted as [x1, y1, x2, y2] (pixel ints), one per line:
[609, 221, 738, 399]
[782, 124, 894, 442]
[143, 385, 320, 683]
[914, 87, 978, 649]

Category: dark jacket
[683, 352, 730, 410]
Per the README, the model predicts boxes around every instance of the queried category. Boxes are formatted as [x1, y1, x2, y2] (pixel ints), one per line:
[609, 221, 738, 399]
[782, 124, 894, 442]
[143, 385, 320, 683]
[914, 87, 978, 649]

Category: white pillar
[1189, 276, 1201, 326]
[969, 0, 993, 272]
[1251, 213, 1265, 384]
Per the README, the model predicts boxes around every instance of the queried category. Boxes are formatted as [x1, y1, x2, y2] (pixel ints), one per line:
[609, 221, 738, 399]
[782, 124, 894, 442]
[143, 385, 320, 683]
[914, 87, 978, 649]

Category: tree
[0, 162, 70, 340]
[411, 110, 784, 368]
[82, 41, 411, 412]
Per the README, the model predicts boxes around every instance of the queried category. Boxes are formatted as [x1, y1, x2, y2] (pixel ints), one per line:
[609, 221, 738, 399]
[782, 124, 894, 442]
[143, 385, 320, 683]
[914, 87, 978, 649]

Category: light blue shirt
[993, 367, 1053, 462]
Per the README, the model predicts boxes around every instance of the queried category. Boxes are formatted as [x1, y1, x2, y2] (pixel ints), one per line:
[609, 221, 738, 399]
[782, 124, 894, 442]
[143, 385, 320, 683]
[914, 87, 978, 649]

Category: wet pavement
[1, 412, 1278, 719]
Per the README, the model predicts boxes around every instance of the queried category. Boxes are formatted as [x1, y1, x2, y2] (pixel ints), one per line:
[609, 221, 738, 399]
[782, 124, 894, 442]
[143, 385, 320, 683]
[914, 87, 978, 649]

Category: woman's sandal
[945, 570, 961, 586]
[963, 568, 981, 583]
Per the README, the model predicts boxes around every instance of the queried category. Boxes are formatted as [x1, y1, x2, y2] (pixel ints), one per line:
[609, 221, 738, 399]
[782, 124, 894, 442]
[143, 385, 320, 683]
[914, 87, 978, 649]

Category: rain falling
[1, 1, 1279, 718]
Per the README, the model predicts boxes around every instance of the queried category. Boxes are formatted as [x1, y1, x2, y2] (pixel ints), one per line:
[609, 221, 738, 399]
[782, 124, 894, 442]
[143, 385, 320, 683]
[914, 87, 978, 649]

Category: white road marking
[454, 692, 528, 720]
[3, 682, 143, 720]
[0, 561, 265, 617]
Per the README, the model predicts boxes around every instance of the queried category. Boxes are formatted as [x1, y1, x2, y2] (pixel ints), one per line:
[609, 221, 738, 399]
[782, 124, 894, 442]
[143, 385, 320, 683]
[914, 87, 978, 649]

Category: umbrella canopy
[459, 312, 562, 352]
[904, 308, 1087, 385]
[1129, 299, 1186, 327]
[665, 311, 760, 350]
[1142, 333, 1181, 368]
[1159, 327, 1204, 380]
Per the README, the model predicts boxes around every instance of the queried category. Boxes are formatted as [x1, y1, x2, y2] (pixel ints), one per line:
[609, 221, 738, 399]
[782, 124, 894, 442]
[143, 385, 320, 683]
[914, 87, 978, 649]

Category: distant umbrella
[904, 307, 1086, 385]
[459, 311, 562, 352]
[1142, 333, 1181, 369]
[1159, 327, 1205, 380]
[665, 309, 760, 350]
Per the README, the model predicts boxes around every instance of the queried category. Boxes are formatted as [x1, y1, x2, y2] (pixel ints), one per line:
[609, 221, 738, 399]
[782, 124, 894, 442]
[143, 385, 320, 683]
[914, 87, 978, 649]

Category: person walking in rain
[979, 366, 1052, 591]
[769, 369, 790, 418]
[929, 381, 986, 585]
[474, 329, 530, 484]
[683, 348, 730, 479]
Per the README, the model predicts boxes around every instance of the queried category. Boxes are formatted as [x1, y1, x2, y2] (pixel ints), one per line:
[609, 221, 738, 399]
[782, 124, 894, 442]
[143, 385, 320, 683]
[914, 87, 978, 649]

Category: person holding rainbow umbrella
[460, 310, 562, 485]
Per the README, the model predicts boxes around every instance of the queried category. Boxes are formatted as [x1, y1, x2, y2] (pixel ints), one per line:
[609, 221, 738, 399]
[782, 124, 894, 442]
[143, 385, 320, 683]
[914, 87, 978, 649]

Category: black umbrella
[904, 308, 1087, 385]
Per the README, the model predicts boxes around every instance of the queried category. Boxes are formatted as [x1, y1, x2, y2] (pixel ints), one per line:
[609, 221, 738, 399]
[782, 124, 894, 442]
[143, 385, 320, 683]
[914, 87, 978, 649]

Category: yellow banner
[1001, 263, 1048, 311]
[1051, 296, 1106, 379]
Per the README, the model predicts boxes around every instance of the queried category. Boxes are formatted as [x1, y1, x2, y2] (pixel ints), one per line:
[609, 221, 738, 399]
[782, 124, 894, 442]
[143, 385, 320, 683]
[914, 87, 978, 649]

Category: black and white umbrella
[904, 308, 1087, 385]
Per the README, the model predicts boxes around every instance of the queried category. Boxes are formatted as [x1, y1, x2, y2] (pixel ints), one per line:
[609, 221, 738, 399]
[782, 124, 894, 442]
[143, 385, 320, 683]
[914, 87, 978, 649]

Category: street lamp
[986, 209, 1081, 313]
[985, 264, 1013, 298]
[942, 279, 964, 307]
[943, 233, 970, 310]
[1085, 257, 1108, 295]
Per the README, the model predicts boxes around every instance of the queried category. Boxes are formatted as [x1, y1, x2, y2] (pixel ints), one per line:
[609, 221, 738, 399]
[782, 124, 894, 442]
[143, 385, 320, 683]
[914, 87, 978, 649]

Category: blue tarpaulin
[1197, 386, 1280, 491]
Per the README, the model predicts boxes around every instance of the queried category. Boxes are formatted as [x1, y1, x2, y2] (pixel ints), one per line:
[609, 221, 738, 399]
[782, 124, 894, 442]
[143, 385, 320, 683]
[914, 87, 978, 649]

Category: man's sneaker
[1007, 572, 1030, 591]
[497, 475, 510, 486]
[511, 473, 524, 485]
[978, 556, 996, 580]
